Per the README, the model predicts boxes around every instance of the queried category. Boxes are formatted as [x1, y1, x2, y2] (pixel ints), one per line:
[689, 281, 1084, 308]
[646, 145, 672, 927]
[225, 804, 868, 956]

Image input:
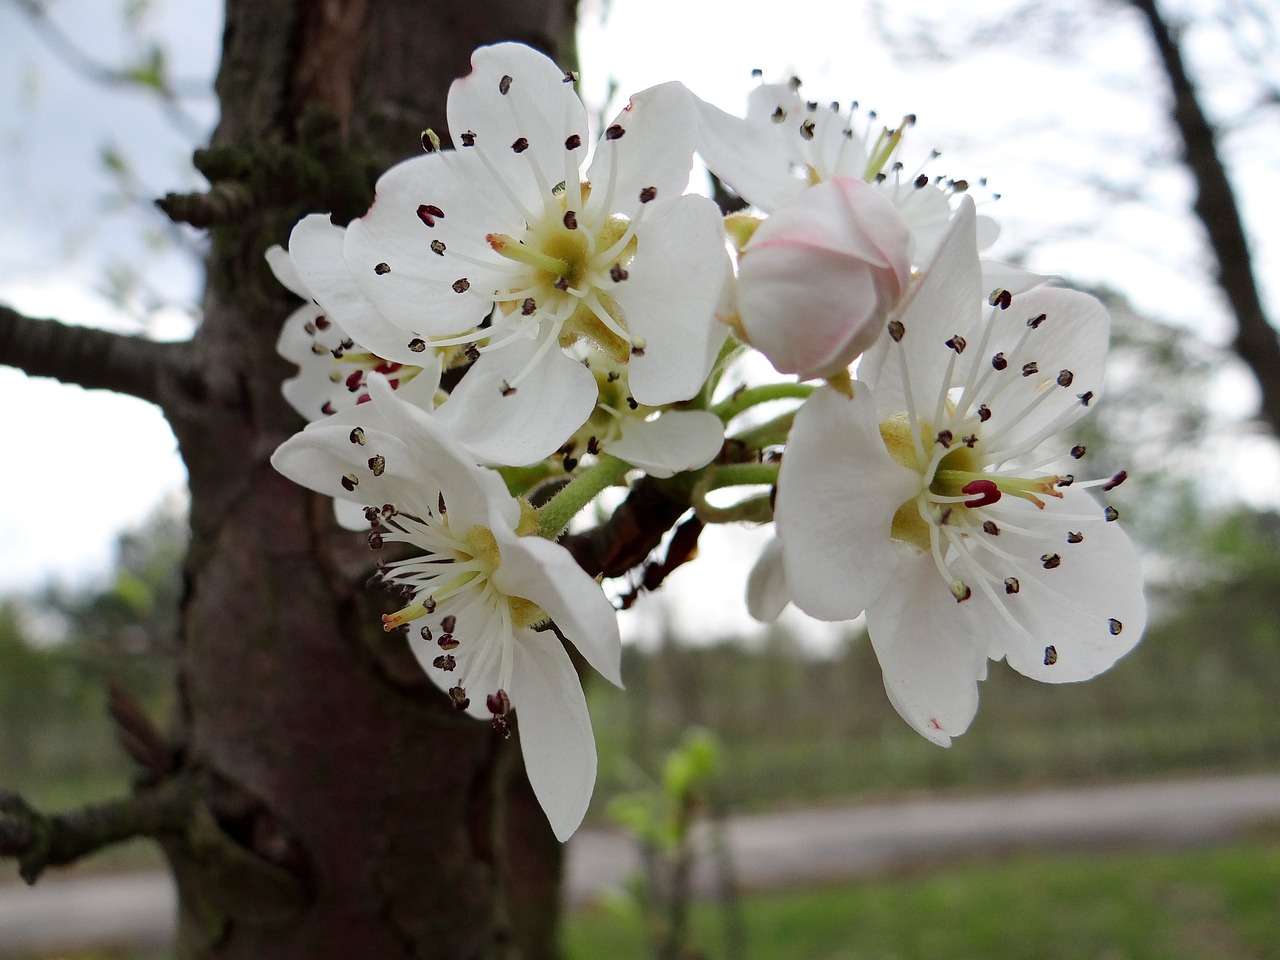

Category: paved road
[3, 774, 1279, 956]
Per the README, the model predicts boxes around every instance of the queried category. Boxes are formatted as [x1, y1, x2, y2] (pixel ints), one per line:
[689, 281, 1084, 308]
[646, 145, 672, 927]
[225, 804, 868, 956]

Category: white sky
[0, 0, 1276, 649]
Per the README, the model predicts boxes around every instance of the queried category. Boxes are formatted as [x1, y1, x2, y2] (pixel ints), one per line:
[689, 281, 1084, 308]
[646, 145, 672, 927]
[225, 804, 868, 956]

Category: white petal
[694, 89, 806, 212]
[776, 385, 921, 620]
[609, 410, 724, 478]
[363, 375, 520, 531]
[345, 151, 511, 336]
[510, 627, 598, 841]
[266, 244, 308, 298]
[618, 196, 728, 406]
[492, 532, 623, 688]
[971, 492, 1146, 683]
[434, 342, 596, 466]
[746, 536, 790, 622]
[289, 214, 430, 364]
[865, 551, 990, 747]
[448, 43, 587, 203]
[859, 198, 983, 420]
[976, 287, 1110, 457]
[586, 82, 697, 220]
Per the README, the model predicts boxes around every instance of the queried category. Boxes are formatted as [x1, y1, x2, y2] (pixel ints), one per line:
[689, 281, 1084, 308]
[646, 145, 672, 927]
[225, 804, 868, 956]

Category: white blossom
[271, 375, 622, 840]
[752, 200, 1146, 745]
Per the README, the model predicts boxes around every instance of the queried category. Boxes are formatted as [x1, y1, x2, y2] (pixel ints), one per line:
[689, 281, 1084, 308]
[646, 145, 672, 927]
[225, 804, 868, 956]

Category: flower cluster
[269, 44, 1147, 837]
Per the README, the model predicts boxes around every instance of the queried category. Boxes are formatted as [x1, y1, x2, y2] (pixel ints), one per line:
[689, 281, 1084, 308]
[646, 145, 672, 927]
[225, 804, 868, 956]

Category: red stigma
[962, 479, 1002, 508]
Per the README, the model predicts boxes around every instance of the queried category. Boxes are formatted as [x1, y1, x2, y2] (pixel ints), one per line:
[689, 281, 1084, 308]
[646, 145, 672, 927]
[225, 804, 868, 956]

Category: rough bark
[1128, 0, 1280, 434]
[151, 2, 580, 957]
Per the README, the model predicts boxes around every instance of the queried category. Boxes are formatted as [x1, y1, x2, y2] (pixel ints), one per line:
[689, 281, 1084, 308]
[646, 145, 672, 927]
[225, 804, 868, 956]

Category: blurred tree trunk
[156, 1, 578, 957]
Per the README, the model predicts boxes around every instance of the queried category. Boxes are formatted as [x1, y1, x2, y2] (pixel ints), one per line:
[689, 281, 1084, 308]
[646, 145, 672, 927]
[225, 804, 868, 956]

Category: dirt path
[3, 773, 1279, 956]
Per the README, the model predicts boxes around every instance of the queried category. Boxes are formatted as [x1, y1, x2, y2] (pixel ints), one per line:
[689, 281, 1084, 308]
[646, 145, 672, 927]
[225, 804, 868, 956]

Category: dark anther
[788, 75, 802, 90]
[425, 595, 438, 613]
[1022, 361, 1039, 377]
[587, 436, 601, 456]
[962, 479, 1000, 508]
[799, 119, 816, 140]
[936, 430, 953, 448]
[499, 75, 512, 95]
[448, 686, 470, 710]
[438, 634, 458, 650]
[1071, 444, 1086, 459]
[345, 370, 364, 392]
[452, 278, 470, 293]
[368, 455, 386, 477]
[565, 133, 582, 150]
[751, 67, 763, 77]
[430, 240, 446, 256]
[983, 520, 1000, 535]
[951, 581, 972, 602]
[562, 70, 577, 83]
[1104, 505, 1120, 522]
[437, 492, 446, 515]
[563, 456, 578, 472]
[605, 124, 626, 140]
[630, 344, 645, 358]
[806, 100, 818, 111]
[419, 625, 432, 642]
[888, 319, 905, 342]
[874, 173, 887, 183]
[1043, 645, 1058, 666]
[320, 401, 336, 415]
[563, 210, 578, 229]
[962, 435, 978, 448]
[512, 137, 530, 154]
[1108, 618, 1123, 635]
[1028, 313, 1047, 329]
[626, 397, 639, 409]
[417, 204, 445, 227]
[992, 352, 1008, 370]
[639, 186, 657, 203]
[771, 106, 786, 123]
[492, 716, 512, 739]
[500, 381, 517, 397]
[914, 173, 929, 189]
[990, 289, 1013, 310]
[1078, 391, 1094, 406]
[553, 276, 570, 291]
[1057, 369, 1074, 388]
[486, 690, 511, 716]
[946, 334, 967, 354]
[1040, 553, 1062, 569]
[606, 371, 620, 382]
[408, 338, 427, 353]
[304, 321, 317, 335]
[349, 427, 366, 445]
[610, 263, 629, 282]
[951, 179, 969, 192]
[420, 130, 437, 152]
[368, 532, 384, 550]
[1004, 577, 1020, 594]
[1067, 531, 1084, 544]
[314, 315, 331, 330]
[440, 614, 457, 633]
[341, 473, 358, 491]
[374, 262, 391, 275]
[513, 297, 534, 317]
[433, 655, 457, 672]
[364, 506, 381, 524]
[1057, 475, 1074, 487]
[1102, 470, 1128, 491]
[465, 344, 481, 361]
[460, 131, 476, 147]
[977, 404, 992, 422]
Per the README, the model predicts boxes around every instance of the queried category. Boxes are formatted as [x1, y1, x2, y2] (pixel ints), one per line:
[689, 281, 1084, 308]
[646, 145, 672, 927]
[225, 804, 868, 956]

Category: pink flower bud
[737, 177, 912, 380]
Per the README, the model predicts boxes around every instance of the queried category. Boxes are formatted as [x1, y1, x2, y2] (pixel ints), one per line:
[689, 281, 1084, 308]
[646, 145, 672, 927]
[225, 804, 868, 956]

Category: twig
[0, 304, 185, 406]
[0, 777, 194, 884]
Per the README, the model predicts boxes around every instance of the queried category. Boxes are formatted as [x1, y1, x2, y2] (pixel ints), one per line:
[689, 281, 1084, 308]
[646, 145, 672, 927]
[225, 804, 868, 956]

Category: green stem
[713, 382, 813, 423]
[536, 455, 632, 540]
[702, 462, 779, 491]
[730, 410, 797, 449]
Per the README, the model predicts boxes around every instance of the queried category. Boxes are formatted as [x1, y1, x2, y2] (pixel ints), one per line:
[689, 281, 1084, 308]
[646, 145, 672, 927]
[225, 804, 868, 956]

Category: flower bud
[736, 176, 911, 380]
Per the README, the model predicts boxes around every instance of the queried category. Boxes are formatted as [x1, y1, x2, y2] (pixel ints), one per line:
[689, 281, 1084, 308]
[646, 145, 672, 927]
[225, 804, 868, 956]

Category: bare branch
[0, 777, 194, 884]
[0, 304, 186, 406]
[1128, 0, 1280, 434]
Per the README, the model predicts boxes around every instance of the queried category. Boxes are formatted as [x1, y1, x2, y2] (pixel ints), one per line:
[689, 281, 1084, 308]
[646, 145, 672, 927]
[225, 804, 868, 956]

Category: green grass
[566, 839, 1280, 960]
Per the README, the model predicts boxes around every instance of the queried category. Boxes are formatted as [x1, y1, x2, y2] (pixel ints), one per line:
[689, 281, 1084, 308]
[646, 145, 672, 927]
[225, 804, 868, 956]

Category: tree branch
[1129, 0, 1280, 434]
[0, 304, 186, 406]
[0, 777, 194, 884]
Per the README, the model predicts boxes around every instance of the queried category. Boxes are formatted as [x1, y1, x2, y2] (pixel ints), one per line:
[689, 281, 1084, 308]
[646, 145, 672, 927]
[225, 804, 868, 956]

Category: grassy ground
[565, 837, 1280, 960]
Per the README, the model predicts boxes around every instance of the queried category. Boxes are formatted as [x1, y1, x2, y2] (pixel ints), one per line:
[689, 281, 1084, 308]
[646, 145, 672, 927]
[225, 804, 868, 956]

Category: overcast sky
[1, 0, 1276, 646]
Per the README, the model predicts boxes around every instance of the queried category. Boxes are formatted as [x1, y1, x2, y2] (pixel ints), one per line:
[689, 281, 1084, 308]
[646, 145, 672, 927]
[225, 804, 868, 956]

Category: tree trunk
[158, 2, 579, 956]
